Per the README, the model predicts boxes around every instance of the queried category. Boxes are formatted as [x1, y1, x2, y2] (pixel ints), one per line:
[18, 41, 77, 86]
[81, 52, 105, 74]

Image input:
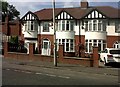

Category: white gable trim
[85, 10, 106, 19]
[21, 11, 39, 21]
[55, 11, 73, 20]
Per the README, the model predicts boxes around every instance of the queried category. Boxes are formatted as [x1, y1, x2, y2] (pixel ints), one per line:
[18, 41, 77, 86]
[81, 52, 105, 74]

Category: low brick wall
[58, 57, 93, 67]
[4, 42, 99, 67]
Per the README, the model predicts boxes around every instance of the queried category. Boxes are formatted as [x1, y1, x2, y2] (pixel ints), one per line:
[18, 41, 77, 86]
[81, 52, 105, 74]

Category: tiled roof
[34, 6, 120, 20]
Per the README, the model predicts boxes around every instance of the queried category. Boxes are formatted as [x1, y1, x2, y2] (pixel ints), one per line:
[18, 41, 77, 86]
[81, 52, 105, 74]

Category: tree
[0, 0, 20, 22]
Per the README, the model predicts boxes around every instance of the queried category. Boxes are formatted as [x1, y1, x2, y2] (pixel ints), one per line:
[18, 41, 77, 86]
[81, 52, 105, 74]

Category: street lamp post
[53, 0, 57, 66]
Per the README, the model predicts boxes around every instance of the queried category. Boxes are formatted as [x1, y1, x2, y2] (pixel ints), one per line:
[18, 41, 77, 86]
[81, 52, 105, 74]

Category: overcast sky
[6, 0, 120, 18]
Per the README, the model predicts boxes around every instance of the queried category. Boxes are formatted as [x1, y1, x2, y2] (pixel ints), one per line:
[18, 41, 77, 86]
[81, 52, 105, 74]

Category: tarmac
[2, 56, 120, 77]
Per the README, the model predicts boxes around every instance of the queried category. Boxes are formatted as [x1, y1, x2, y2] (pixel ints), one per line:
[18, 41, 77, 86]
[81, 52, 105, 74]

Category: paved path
[2, 57, 119, 77]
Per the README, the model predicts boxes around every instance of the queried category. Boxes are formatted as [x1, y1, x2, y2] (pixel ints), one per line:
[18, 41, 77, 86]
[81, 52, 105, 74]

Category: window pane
[62, 20, 65, 31]
[70, 21, 74, 31]
[98, 22, 102, 31]
[66, 43, 69, 51]
[98, 43, 101, 51]
[86, 43, 88, 52]
[43, 22, 49, 32]
[89, 43, 92, 52]
[34, 21, 38, 30]
[66, 21, 69, 30]
[93, 20, 97, 31]
[85, 21, 88, 31]
[66, 39, 69, 42]
[44, 42, 48, 49]
[31, 21, 33, 31]
[89, 22, 92, 31]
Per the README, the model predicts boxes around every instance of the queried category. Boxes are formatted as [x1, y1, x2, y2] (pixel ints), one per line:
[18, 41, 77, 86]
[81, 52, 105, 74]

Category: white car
[100, 48, 120, 65]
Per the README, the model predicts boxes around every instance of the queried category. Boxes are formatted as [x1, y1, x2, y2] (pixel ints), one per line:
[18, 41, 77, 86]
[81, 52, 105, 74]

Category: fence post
[93, 47, 99, 67]
[29, 43, 35, 60]
[58, 44, 64, 62]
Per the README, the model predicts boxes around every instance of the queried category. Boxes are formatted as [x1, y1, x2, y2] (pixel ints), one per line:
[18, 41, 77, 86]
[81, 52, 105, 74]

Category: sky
[6, 0, 120, 18]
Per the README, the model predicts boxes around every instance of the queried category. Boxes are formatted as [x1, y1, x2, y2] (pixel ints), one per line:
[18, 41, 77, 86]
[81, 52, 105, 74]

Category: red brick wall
[38, 34, 54, 54]
[2, 19, 21, 36]
[107, 36, 119, 48]
[4, 38, 99, 67]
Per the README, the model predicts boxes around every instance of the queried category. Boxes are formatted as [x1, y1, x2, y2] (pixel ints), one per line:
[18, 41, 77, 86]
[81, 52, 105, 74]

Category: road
[2, 67, 119, 85]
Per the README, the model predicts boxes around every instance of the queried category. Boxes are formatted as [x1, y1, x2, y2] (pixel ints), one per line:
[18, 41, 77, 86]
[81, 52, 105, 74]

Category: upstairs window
[31, 21, 34, 31]
[93, 20, 97, 31]
[24, 21, 38, 31]
[57, 20, 74, 31]
[43, 22, 49, 32]
[84, 20, 106, 31]
[115, 20, 120, 33]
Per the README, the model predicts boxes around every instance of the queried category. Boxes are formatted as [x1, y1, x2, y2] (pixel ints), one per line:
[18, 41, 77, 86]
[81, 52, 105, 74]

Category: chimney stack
[81, 0, 89, 9]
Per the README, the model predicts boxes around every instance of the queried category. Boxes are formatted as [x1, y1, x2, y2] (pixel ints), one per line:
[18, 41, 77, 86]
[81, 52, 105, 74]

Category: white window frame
[84, 20, 106, 31]
[25, 21, 38, 31]
[43, 22, 50, 32]
[85, 39, 106, 53]
[56, 39, 74, 52]
[57, 20, 74, 31]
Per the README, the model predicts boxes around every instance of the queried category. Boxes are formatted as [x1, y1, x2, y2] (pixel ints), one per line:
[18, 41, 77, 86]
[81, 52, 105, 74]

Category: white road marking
[21, 71, 26, 73]
[58, 76, 70, 79]
[14, 70, 20, 72]
[45, 74, 56, 77]
[36, 72, 42, 75]
[7, 69, 70, 79]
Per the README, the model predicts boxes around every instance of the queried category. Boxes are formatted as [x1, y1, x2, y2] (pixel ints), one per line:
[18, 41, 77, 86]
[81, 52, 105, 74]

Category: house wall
[22, 19, 120, 55]
[107, 36, 120, 48]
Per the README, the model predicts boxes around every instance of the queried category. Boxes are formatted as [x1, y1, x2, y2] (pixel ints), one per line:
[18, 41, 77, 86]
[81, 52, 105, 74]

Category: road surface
[2, 67, 119, 85]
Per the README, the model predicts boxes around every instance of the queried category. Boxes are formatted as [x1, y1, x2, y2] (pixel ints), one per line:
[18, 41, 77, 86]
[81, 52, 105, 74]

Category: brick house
[19, 0, 120, 57]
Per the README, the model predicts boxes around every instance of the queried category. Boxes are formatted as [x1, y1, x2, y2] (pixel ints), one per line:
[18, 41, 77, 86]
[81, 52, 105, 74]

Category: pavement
[2, 56, 120, 77]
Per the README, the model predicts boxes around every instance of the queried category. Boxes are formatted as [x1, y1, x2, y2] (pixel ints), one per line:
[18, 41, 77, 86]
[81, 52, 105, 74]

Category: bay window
[56, 39, 74, 52]
[25, 21, 38, 31]
[57, 20, 74, 31]
[85, 39, 106, 53]
[84, 20, 106, 31]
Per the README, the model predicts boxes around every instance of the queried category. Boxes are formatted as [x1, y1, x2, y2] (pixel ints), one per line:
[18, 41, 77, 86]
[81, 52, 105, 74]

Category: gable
[84, 10, 106, 19]
[55, 11, 74, 20]
[21, 11, 39, 21]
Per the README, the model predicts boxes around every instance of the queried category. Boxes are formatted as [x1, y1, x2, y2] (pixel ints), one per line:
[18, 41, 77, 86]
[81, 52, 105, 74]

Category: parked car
[100, 48, 120, 65]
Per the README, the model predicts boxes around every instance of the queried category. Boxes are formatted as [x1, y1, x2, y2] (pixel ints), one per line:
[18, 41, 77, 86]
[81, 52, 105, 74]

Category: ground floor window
[56, 39, 74, 52]
[85, 39, 106, 53]
[113, 41, 120, 48]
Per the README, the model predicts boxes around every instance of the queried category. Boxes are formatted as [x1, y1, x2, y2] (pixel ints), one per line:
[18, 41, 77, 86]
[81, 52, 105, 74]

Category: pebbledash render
[20, 0, 120, 57]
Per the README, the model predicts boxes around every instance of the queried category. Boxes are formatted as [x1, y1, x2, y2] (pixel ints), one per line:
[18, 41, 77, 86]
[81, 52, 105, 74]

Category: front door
[42, 39, 51, 55]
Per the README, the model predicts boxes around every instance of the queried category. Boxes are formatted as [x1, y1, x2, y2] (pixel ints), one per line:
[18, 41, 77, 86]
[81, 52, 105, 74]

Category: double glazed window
[43, 22, 49, 32]
[57, 20, 74, 31]
[85, 39, 106, 53]
[24, 21, 38, 31]
[84, 20, 106, 31]
[56, 39, 74, 52]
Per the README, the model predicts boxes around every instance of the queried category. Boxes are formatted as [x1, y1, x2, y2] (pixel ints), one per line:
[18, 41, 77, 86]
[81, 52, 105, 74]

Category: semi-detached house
[20, 0, 120, 57]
